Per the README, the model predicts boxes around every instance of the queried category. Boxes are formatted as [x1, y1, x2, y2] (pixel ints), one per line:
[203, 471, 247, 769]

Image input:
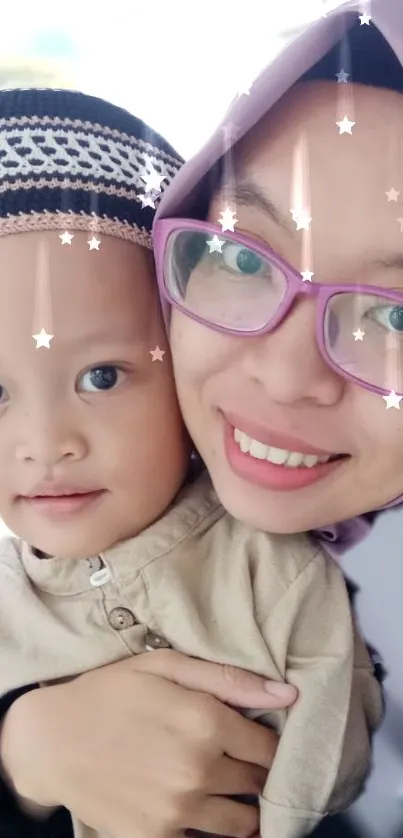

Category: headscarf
[154, 0, 403, 555]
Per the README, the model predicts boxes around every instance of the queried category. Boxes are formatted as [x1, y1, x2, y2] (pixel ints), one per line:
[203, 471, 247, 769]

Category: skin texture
[170, 80, 403, 534]
[0, 230, 189, 558]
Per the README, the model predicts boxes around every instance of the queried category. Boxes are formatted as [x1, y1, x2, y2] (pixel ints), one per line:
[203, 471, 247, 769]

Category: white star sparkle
[141, 164, 166, 194]
[59, 231, 74, 245]
[353, 328, 365, 341]
[218, 208, 238, 232]
[336, 116, 355, 135]
[140, 193, 156, 209]
[336, 69, 349, 83]
[301, 269, 314, 282]
[32, 328, 54, 349]
[290, 208, 312, 231]
[207, 235, 225, 253]
[88, 236, 100, 251]
[383, 390, 402, 409]
[359, 11, 372, 25]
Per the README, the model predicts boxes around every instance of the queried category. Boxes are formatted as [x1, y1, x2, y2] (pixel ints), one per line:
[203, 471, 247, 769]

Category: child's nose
[15, 416, 88, 466]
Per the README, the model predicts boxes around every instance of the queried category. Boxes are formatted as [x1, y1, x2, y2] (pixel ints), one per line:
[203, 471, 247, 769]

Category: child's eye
[78, 365, 126, 393]
[0, 384, 9, 404]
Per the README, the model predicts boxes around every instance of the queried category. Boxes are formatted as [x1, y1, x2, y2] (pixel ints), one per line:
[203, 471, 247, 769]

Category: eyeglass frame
[152, 217, 403, 398]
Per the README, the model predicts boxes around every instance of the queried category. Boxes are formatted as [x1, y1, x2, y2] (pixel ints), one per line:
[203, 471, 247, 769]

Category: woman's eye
[78, 365, 126, 393]
[368, 304, 403, 333]
[184, 234, 208, 269]
[221, 243, 265, 276]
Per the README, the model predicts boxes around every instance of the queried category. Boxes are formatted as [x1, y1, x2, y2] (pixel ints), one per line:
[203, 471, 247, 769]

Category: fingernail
[264, 681, 297, 700]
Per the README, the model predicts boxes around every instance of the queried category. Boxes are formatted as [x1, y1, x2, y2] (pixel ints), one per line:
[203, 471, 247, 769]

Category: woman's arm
[0, 652, 296, 838]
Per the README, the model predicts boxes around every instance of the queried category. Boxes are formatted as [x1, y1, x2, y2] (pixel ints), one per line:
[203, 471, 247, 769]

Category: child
[0, 87, 382, 838]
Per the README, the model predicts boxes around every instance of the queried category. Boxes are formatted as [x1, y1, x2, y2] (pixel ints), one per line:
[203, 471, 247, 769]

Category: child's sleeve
[0, 685, 74, 837]
[0, 537, 74, 837]
[258, 551, 384, 838]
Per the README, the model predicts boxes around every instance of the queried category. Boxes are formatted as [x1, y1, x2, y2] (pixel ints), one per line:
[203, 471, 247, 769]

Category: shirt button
[145, 630, 171, 651]
[108, 607, 138, 630]
[89, 567, 111, 587]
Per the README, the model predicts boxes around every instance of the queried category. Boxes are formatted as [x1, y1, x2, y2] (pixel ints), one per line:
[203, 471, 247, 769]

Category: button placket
[108, 607, 139, 631]
[145, 631, 171, 651]
[86, 557, 171, 649]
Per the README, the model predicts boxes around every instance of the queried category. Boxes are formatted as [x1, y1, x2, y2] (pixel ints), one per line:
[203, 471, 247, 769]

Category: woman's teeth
[233, 428, 333, 468]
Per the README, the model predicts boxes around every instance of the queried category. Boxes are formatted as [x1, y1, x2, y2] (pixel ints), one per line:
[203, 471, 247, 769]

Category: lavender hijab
[154, 0, 403, 558]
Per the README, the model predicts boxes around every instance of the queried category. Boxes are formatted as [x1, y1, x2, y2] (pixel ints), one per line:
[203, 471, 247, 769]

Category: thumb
[130, 649, 297, 709]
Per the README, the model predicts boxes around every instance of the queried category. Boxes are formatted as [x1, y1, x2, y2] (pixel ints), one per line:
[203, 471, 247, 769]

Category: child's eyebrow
[68, 331, 146, 348]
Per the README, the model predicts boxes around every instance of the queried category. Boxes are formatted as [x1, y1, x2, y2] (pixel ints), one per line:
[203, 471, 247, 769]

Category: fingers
[128, 651, 281, 769]
[217, 705, 279, 770]
[130, 650, 297, 709]
[188, 796, 260, 838]
[204, 756, 267, 797]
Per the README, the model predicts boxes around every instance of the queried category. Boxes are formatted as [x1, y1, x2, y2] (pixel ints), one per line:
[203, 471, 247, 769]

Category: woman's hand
[1, 650, 296, 838]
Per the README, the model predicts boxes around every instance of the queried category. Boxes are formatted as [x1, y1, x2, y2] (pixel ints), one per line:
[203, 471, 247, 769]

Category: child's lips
[20, 490, 106, 518]
[23, 482, 103, 498]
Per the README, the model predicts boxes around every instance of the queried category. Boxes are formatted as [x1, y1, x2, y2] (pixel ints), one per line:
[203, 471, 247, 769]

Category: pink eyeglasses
[153, 218, 403, 397]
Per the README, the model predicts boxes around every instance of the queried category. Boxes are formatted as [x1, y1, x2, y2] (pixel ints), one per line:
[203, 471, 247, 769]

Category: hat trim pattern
[0, 120, 179, 190]
[0, 175, 143, 202]
[0, 114, 181, 169]
[0, 210, 152, 248]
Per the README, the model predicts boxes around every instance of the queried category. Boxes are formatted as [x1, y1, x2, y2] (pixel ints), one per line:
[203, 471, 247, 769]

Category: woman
[0, 2, 400, 836]
[153, 3, 403, 538]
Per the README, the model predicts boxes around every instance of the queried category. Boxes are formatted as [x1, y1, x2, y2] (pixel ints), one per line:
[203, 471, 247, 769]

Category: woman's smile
[223, 417, 348, 491]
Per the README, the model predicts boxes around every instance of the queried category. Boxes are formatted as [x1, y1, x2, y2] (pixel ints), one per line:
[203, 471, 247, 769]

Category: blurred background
[1, 0, 402, 836]
[0, 0, 348, 157]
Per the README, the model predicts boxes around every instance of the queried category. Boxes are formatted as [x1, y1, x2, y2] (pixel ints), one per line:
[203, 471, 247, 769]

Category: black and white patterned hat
[0, 87, 183, 248]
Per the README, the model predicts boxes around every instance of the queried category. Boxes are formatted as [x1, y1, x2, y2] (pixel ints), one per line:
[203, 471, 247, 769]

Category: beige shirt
[0, 472, 383, 838]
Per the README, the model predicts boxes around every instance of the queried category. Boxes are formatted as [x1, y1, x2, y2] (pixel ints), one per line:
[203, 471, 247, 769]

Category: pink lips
[24, 482, 102, 498]
[223, 416, 347, 492]
[21, 487, 106, 519]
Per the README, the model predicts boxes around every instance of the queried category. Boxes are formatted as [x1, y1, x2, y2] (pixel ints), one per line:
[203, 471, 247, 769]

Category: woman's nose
[242, 298, 345, 405]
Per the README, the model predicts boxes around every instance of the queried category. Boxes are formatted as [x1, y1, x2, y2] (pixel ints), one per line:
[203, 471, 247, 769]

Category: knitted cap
[0, 87, 183, 248]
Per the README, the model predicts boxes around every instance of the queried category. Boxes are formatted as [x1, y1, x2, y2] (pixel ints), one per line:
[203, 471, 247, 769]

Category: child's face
[0, 231, 188, 558]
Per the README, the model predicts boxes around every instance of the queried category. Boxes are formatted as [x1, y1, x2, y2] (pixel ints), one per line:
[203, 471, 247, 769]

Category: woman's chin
[207, 464, 350, 535]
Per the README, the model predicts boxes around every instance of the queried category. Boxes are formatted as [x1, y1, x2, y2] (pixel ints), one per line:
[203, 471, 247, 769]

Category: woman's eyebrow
[372, 254, 403, 271]
[227, 184, 403, 272]
[226, 177, 295, 235]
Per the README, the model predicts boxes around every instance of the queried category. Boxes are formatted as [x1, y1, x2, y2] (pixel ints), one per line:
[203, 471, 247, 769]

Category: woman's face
[170, 80, 403, 533]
